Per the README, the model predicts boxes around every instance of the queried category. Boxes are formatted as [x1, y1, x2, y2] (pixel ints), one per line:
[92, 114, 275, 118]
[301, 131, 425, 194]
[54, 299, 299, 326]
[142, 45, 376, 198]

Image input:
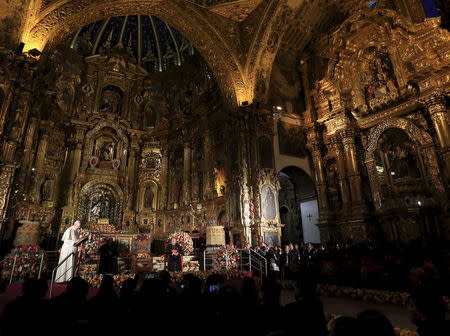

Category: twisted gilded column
[127, 141, 139, 210]
[30, 129, 49, 202]
[0, 164, 16, 235]
[63, 126, 85, 206]
[330, 136, 351, 215]
[203, 129, 214, 199]
[306, 126, 333, 241]
[239, 116, 252, 247]
[159, 147, 169, 210]
[422, 94, 450, 181]
[338, 129, 369, 240]
[183, 142, 191, 204]
[338, 130, 364, 204]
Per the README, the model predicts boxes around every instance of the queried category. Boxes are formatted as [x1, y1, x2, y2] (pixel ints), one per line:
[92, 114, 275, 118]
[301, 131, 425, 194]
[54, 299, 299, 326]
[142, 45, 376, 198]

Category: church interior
[0, 1, 449, 335]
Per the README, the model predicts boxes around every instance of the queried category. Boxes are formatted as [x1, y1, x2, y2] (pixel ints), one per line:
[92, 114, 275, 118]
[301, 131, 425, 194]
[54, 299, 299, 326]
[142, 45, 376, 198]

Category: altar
[77, 219, 153, 276]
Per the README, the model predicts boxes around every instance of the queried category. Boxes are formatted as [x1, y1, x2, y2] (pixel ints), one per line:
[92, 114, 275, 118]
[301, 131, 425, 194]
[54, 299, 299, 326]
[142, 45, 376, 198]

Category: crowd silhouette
[1, 268, 449, 336]
[1, 237, 449, 336]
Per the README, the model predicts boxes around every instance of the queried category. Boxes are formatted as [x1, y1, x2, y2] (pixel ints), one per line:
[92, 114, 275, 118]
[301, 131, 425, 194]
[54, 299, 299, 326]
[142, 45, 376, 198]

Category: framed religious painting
[116, 236, 132, 254]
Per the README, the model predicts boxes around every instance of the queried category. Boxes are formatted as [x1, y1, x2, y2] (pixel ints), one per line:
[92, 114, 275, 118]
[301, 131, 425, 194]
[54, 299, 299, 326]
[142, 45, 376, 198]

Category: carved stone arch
[23, 0, 246, 105]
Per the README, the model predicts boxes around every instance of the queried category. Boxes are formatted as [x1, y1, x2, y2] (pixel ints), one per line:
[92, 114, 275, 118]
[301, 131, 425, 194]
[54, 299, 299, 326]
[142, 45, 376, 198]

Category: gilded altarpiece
[308, 8, 450, 241]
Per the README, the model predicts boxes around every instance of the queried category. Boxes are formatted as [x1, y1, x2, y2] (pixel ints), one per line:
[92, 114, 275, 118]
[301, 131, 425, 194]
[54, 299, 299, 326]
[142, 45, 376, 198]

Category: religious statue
[55, 77, 74, 114]
[144, 102, 157, 128]
[40, 179, 53, 202]
[100, 88, 122, 114]
[100, 142, 115, 161]
[144, 186, 154, 209]
[390, 145, 420, 180]
[173, 178, 182, 205]
[360, 49, 398, 110]
[90, 190, 111, 222]
[261, 185, 276, 220]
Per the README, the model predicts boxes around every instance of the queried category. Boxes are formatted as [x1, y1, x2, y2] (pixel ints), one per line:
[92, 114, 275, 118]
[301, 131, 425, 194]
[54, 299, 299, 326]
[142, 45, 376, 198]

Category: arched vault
[18, 0, 320, 106]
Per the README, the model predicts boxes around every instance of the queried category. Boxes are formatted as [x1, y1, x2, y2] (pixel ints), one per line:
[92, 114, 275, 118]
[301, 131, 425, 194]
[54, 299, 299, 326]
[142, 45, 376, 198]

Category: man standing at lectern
[55, 220, 83, 282]
[166, 238, 183, 272]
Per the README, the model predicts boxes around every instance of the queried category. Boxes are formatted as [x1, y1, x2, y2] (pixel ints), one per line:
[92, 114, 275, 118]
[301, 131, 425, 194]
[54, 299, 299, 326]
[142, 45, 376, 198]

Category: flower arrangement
[82, 270, 245, 287]
[84, 273, 135, 288]
[78, 228, 101, 260]
[278, 282, 449, 311]
[1, 245, 46, 280]
[89, 224, 121, 233]
[169, 270, 243, 283]
[214, 245, 240, 270]
[326, 314, 419, 336]
[168, 231, 194, 255]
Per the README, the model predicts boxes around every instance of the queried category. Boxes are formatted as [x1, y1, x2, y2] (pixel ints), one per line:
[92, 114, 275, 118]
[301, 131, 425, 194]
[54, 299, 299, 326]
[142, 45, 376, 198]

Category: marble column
[183, 142, 191, 204]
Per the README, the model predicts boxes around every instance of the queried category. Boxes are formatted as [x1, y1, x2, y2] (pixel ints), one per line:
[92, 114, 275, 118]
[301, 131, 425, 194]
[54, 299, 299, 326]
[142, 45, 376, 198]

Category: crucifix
[307, 213, 313, 222]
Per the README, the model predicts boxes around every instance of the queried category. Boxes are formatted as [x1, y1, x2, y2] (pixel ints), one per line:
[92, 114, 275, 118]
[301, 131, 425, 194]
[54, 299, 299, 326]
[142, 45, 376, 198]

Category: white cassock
[55, 226, 79, 283]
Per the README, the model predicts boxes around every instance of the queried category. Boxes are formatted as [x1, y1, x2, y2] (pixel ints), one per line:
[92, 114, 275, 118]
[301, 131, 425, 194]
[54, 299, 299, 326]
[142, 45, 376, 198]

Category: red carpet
[0, 282, 100, 315]
[0, 273, 259, 315]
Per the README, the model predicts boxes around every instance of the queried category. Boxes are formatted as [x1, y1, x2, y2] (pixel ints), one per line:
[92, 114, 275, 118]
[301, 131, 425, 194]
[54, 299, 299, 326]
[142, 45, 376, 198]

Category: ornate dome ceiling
[69, 15, 194, 72]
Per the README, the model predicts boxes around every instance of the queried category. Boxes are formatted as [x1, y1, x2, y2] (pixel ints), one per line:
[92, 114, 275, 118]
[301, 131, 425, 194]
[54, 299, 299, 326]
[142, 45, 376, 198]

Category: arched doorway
[278, 166, 320, 244]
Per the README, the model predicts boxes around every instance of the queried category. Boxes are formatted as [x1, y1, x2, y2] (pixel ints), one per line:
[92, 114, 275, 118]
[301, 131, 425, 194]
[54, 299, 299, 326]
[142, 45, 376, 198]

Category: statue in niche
[173, 177, 182, 205]
[76, 83, 94, 118]
[390, 145, 420, 180]
[261, 185, 276, 220]
[278, 122, 306, 157]
[142, 49, 158, 71]
[377, 129, 424, 197]
[360, 49, 398, 110]
[163, 45, 177, 68]
[100, 142, 115, 162]
[40, 179, 53, 202]
[326, 161, 339, 194]
[90, 190, 111, 222]
[144, 186, 154, 209]
[100, 87, 122, 115]
[146, 158, 156, 169]
[55, 77, 73, 114]
[144, 102, 157, 128]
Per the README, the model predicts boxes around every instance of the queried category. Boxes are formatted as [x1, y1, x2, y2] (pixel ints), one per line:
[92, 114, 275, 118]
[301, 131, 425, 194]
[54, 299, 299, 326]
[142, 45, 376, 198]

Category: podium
[131, 235, 152, 273]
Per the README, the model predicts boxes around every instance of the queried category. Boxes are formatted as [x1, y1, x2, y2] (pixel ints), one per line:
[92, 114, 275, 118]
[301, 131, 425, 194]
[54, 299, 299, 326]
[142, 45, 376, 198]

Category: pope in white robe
[55, 221, 82, 283]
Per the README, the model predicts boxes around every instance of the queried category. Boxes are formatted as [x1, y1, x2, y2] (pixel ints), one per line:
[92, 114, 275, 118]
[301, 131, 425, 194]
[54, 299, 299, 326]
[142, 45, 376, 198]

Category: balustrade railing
[203, 248, 267, 281]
